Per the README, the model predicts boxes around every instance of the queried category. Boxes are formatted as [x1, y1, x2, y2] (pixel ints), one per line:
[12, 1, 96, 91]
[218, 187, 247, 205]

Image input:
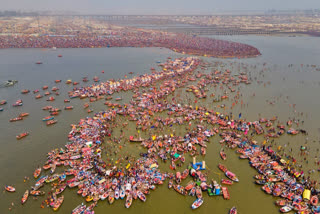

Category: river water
[0, 35, 320, 214]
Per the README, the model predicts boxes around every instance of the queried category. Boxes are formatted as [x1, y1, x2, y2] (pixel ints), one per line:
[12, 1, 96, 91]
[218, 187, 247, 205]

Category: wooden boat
[220, 148, 227, 160]
[47, 96, 55, 101]
[221, 179, 233, 185]
[196, 186, 202, 199]
[0, 100, 7, 105]
[120, 187, 125, 199]
[100, 192, 108, 200]
[225, 171, 239, 182]
[21, 190, 29, 204]
[280, 205, 293, 213]
[46, 120, 57, 126]
[35, 94, 43, 99]
[191, 198, 204, 209]
[12, 102, 23, 107]
[19, 112, 29, 117]
[55, 80, 61, 83]
[52, 195, 64, 211]
[5, 185, 15, 192]
[21, 89, 30, 94]
[64, 106, 74, 110]
[42, 106, 52, 110]
[10, 117, 23, 122]
[222, 186, 230, 200]
[125, 194, 133, 208]
[50, 112, 59, 116]
[30, 190, 45, 196]
[64, 99, 70, 103]
[137, 190, 146, 202]
[42, 116, 54, 121]
[87, 109, 93, 113]
[72, 204, 86, 214]
[35, 61, 42, 64]
[168, 179, 173, 189]
[16, 132, 29, 140]
[229, 206, 237, 214]
[218, 164, 228, 173]
[33, 167, 41, 178]
[108, 191, 115, 204]
[42, 85, 48, 90]
[66, 80, 72, 84]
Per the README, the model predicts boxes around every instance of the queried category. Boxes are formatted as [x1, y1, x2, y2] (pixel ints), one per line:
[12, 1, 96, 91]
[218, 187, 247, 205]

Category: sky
[1, 0, 320, 14]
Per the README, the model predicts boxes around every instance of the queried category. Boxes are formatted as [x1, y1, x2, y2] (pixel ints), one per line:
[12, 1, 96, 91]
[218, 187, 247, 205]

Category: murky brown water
[1, 36, 320, 214]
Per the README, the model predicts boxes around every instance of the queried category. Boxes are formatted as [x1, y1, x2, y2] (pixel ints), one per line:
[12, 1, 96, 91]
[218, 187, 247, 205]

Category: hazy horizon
[1, 0, 320, 15]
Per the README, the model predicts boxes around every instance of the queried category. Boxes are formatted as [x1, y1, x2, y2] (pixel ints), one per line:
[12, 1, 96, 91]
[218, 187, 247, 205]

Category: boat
[12, 102, 23, 107]
[5, 185, 15, 192]
[58, 55, 62, 57]
[46, 120, 57, 126]
[66, 80, 72, 84]
[108, 191, 115, 204]
[218, 164, 228, 173]
[35, 61, 42, 64]
[35, 94, 43, 99]
[86, 196, 93, 202]
[225, 171, 239, 182]
[30, 190, 45, 196]
[16, 132, 29, 140]
[221, 186, 230, 200]
[100, 192, 108, 200]
[137, 190, 146, 202]
[120, 187, 125, 199]
[21, 190, 29, 204]
[87, 109, 93, 113]
[125, 194, 133, 208]
[3, 80, 18, 87]
[196, 186, 202, 199]
[72, 204, 86, 214]
[0, 100, 7, 105]
[221, 179, 233, 185]
[65, 106, 74, 110]
[191, 198, 204, 209]
[33, 167, 41, 178]
[220, 148, 227, 160]
[129, 136, 144, 142]
[280, 205, 293, 213]
[115, 188, 120, 200]
[47, 96, 55, 101]
[55, 80, 61, 83]
[21, 89, 30, 94]
[229, 206, 237, 214]
[19, 112, 29, 117]
[168, 179, 173, 189]
[173, 185, 185, 195]
[42, 116, 54, 121]
[0, 107, 3, 111]
[64, 99, 70, 103]
[52, 195, 64, 211]
[10, 117, 23, 122]
[42, 106, 53, 110]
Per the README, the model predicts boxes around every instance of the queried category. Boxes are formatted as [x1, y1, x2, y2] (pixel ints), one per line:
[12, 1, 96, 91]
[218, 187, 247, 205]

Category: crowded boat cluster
[0, 17, 260, 58]
[4, 56, 317, 214]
